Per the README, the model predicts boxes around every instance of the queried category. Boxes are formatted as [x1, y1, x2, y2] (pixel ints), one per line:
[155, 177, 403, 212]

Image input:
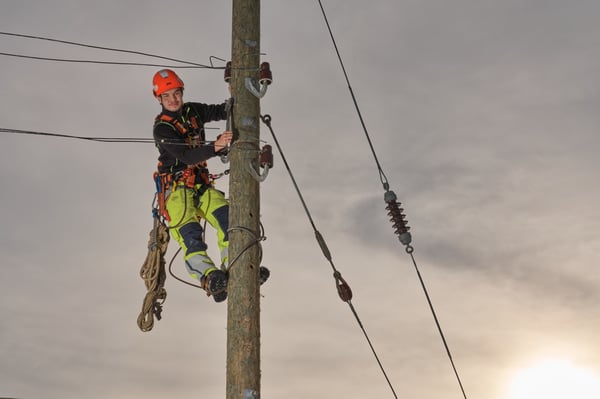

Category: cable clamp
[333, 270, 353, 302]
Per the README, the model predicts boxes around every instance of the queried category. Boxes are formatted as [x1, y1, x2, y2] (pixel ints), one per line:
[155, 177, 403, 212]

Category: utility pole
[227, 1, 261, 399]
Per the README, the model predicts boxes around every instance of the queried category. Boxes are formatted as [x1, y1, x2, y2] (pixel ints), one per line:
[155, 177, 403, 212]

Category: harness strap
[153, 166, 212, 221]
[157, 114, 191, 134]
[153, 106, 211, 220]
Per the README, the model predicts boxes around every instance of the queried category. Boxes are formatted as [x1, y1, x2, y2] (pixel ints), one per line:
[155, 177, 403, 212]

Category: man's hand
[215, 130, 233, 153]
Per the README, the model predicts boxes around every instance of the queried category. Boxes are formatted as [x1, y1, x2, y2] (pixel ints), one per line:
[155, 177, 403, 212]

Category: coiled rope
[137, 214, 170, 332]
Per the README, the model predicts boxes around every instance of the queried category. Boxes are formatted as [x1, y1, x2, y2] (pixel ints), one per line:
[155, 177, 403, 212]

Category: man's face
[158, 88, 183, 112]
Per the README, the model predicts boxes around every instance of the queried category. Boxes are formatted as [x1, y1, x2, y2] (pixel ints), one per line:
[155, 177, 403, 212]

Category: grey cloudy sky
[1, 1, 600, 398]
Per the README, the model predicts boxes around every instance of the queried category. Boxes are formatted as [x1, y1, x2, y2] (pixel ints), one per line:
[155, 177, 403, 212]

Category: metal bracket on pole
[245, 160, 270, 182]
[245, 77, 269, 99]
[243, 389, 259, 399]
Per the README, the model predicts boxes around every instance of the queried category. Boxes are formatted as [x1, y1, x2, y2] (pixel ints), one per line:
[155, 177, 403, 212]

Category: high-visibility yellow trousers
[165, 184, 229, 281]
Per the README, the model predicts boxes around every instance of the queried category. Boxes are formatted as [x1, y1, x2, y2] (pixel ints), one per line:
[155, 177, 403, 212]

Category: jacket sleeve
[154, 123, 217, 165]
[189, 102, 228, 123]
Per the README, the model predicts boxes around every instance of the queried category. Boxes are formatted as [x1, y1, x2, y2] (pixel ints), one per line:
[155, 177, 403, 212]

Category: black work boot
[201, 268, 229, 302]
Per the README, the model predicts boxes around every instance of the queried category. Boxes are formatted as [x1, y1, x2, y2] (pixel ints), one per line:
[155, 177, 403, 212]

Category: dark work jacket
[153, 101, 228, 175]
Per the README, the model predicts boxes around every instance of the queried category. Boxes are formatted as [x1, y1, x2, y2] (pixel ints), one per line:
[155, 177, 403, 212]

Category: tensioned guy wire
[261, 114, 399, 399]
[316, 1, 469, 398]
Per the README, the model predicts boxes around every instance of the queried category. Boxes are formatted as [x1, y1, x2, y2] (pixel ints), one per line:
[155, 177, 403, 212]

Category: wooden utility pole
[227, 1, 261, 399]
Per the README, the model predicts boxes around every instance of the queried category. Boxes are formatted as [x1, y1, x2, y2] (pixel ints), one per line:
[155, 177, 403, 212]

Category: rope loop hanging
[137, 215, 170, 332]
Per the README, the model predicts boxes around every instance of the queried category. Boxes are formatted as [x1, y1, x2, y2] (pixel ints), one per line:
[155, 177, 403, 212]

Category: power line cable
[313, 4, 388, 189]
[0, 127, 217, 144]
[0, 31, 217, 68]
[0, 128, 154, 143]
[315, 2, 469, 398]
[0, 52, 211, 68]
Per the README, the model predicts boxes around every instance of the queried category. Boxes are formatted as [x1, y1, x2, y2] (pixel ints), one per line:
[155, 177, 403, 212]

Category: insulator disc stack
[384, 190, 412, 247]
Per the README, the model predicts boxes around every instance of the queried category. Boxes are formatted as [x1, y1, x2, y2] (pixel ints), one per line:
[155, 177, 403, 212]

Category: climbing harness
[153, 104, 227, 221]
[154, 107, 205, 150]
[153, 171, 170, 221]
[153, 165, 213, 223]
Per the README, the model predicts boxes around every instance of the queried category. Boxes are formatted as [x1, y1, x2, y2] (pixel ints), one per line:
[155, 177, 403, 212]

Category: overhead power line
[315, 1, 470, 399]
[0, 31, 223, 69]
[0, 52, 210, 68]
[314, 2, 388, 189]
[0, 127, 216, 145]
[0, 128, 155, 143]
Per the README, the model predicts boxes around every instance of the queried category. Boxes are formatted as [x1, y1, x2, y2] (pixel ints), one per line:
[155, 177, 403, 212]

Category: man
[152, 69, 233, 302]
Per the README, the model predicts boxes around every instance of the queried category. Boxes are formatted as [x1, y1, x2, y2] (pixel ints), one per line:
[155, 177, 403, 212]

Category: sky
[1, 1, 600, 398]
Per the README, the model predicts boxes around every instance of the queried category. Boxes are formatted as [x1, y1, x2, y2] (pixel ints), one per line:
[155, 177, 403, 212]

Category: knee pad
[212, 205, 230, 241]
[179, 222, 208, 255]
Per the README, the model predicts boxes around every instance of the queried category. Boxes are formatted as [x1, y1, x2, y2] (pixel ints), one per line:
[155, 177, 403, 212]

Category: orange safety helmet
[152, 69, 184, 97]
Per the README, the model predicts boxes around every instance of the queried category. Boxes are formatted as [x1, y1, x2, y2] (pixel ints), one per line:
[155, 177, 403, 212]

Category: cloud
[2, 1, 600, 399]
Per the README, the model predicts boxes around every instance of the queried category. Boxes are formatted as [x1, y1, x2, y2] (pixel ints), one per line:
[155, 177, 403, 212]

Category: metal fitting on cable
[384, 190, 412, 249]
[334, 270, 353, 302]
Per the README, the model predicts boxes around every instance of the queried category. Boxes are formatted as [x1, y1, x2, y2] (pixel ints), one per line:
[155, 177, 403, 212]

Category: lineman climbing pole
[227, 1, 262, 399]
